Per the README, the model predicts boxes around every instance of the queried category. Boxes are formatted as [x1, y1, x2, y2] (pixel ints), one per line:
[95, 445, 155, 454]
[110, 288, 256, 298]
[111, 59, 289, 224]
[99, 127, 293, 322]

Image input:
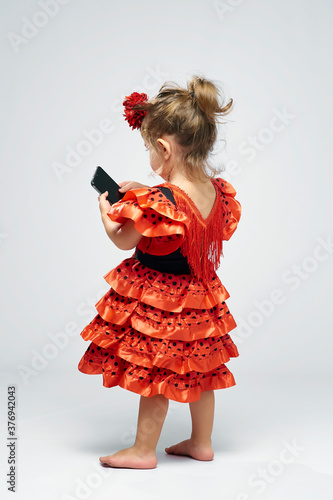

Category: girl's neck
[165, 168, 209, 188]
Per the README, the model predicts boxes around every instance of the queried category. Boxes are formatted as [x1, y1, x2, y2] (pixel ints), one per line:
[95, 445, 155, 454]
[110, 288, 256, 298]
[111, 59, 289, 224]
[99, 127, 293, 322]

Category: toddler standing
[78, 75, 242, 469]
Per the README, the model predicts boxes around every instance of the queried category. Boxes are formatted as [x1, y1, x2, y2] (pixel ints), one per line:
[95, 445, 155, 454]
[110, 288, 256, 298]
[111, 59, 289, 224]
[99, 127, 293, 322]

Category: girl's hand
[98, 191, 112, 216]
[118, 181, 150, 193]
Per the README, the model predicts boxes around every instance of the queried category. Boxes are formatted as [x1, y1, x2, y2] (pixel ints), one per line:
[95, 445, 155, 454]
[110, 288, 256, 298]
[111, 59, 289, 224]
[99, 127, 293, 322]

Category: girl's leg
[99, 393, 169, 469]
[165, 390, 215, 461]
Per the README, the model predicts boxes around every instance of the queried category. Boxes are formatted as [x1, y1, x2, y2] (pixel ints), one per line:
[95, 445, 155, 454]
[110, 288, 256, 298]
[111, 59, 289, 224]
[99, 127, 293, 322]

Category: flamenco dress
[77, 177, 241, 403]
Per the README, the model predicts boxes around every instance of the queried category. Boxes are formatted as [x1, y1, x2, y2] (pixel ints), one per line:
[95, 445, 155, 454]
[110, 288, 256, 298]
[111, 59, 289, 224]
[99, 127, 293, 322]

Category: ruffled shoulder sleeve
[213, 178, 242, 240]
[106, 186, 189, 255]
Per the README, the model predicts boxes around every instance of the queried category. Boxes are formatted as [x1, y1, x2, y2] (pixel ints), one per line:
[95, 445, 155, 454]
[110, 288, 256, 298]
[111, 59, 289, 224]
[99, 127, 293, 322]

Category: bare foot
[99, 446, 157, 469]
[165, 439, 214, 461]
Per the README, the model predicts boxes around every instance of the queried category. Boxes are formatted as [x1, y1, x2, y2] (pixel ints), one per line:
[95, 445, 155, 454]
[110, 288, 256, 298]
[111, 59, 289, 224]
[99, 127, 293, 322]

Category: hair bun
[187, 76, 233, 124]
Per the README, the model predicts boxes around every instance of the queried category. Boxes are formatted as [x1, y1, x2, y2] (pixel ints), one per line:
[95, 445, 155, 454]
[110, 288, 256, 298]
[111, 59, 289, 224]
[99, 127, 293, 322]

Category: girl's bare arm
[100, 215, 143, 250]
[99, 190, 143, 250]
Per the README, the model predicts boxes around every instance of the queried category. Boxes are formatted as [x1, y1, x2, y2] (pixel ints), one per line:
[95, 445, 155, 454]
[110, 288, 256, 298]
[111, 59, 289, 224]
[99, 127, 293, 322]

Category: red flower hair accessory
[123, 92, 148, 130]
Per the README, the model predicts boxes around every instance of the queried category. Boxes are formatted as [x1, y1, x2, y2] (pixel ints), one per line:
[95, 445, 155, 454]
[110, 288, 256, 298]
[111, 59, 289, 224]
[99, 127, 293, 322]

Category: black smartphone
[91, 166, 125, 205]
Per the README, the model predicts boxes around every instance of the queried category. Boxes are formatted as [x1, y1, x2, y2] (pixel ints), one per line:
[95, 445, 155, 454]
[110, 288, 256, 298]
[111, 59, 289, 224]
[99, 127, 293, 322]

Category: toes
[99, 456, 118, 468]
[165, 444, 183, 456]
[99, 455, 114, 466]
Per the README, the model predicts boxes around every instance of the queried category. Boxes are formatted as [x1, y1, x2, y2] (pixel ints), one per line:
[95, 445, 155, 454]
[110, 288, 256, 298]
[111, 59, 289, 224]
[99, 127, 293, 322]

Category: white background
[1, 1, 332, 499]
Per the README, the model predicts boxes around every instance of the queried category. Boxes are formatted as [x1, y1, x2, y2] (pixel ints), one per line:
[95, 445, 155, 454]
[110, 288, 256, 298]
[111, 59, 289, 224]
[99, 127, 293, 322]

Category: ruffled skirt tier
[78, 257, 239, 403]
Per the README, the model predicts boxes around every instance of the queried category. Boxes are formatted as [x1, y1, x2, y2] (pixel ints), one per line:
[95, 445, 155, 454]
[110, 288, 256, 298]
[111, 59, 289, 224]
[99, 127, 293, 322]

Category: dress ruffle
[213, 178, 242, 241]
[106, 187, 190, 255]
[78, 350, 236, 402]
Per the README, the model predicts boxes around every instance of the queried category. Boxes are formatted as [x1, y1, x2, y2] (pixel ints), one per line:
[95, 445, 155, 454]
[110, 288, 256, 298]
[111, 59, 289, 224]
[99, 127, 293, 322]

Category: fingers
[119, 181, 140, 192]
[119, 182, 131, 192]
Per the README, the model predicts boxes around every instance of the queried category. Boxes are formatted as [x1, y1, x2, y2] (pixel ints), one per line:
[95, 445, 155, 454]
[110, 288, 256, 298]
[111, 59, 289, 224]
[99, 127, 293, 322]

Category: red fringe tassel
[169, 185, 227, 285]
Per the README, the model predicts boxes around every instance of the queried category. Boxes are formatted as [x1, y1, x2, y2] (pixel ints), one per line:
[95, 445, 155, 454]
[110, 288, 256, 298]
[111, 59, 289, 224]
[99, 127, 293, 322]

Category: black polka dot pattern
[102, 257, 230, 313]
[79, 312, 238, 374]
[106, 186, 189, 254]
[213, 178, 241, 241]
[79, 346, 234, 399]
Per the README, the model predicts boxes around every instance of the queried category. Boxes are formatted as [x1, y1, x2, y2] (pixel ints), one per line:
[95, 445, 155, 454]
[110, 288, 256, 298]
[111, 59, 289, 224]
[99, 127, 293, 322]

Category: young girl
[78, 75, 242, 469]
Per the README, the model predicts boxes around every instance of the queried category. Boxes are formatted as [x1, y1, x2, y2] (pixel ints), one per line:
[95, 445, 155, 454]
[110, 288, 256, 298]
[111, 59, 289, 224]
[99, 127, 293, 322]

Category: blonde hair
[134, 75, 234, 181]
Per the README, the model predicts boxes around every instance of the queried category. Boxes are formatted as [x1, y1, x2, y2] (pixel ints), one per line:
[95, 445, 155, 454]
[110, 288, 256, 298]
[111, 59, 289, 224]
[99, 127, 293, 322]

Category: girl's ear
[157, 138, 171, 160]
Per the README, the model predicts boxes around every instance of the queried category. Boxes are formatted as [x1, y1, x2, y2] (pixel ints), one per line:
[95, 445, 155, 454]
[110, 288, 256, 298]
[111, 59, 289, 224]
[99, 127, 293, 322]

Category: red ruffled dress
[78, 178, 241, 403]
